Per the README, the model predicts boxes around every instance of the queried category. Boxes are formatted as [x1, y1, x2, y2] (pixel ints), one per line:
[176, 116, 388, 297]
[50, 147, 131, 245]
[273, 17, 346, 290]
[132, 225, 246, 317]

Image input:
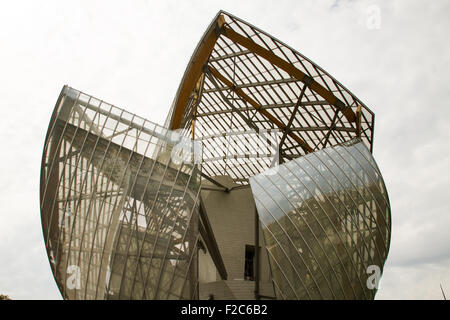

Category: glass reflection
[249, 140, 391, 300]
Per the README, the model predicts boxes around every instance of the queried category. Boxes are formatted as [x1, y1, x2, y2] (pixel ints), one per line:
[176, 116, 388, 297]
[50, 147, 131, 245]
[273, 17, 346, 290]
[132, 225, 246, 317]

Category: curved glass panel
[249, 140, 391, 299]
[166, 11, 376, 186]
[40, 11, 392, 301]
[40, 86, 201, 300]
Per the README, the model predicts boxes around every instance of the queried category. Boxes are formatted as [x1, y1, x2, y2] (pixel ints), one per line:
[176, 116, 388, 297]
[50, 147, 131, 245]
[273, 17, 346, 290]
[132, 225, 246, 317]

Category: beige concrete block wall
[199, 176, 275, 299]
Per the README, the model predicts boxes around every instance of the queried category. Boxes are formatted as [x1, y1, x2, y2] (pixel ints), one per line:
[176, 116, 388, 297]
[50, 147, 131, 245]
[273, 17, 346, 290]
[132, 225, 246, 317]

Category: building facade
[40, 11, 391, 300]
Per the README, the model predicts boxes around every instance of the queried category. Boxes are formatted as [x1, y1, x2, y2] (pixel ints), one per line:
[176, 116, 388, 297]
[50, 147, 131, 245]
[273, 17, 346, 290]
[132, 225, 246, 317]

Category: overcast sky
[0, 0, 449, 300]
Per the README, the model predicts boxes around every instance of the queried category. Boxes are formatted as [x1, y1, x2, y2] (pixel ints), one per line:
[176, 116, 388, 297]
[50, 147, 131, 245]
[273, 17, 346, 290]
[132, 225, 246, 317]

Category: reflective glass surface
[40, 86, 201, 299]
[249, 140, 391, 299]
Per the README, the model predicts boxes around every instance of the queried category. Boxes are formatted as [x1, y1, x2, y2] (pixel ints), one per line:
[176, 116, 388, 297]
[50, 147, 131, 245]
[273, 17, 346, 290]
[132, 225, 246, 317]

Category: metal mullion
[61, 96, 105, 299]
[41, 88, 71, 181]
[294, 53, 315, 78]
[129, 199, 150, 298]
[295, 52, 363, 140]
[301, 153, 377, 298]
[279, 85, 308, 153]
[359, 107, 374, 147]
[302, 110, 334, 150]
[203, 91, 243, 128]
[202, 111, 233, 140]
[202, 88, 240, 129]
[235, 130, 276, 176]
[251, 177, 330, 299]
[90, 114, 150, 299]
[249, 28, 297, 87]
[230, 53, 276, 108]
[215, 39, 256, 85]
[293, 89, 330, 139]
[330, 112, 350, 144]
[207, 65, 298, 141]
[74, 110, 137, 299]
[62, 142, 66, 219]
[212, 40, 247, 85]
[323, 146, 389, 262]
[208, 157, 227, 177]
[281, 115, 317, 150]
[259, 212, 325, 300]
[228, 161, 248, 183]
[91, 109, 144, 299]
[281, 144, 304, 160]
[321, 110, 340, 149]
[263, 168, 349, 299]
[350, 143, 390, 211]
[308, 96, 336, 127]
[197, 76, 222, 118]
[200, 94, 238, 133]
[42, 90, 83, 251]
[202, 159, 225, 180]
[257, 226, 305, 299]
[75, 104, 116, 299]
[205, 136, 229, 164]
[200, 134, 222, 162]
[325, 113, 351, 148]
[269, 269, 287, 300]
[225, 153, 257, 181]
[212, 44, 249, 87]
[150, 162, 195, 299]
[221, 158, 245, 182]
[197, 83, 223, 116]
[267, 75, 303, 113]
[268, 102, 290, 127]
[265, 80, 321, 147]
[203, 77, 298, 93]
[231, 50, 284, 108]
[214, 37, 274, 107]
[204, 93, 248, 133]
[311, 65, 336, 99]
[157, 168, 203, 299]
[206, 72, 258, 132]
[342, 144, 391, 235]
[198, 103, 231, 135]
[332, 79, 352, 109]
[209, 48, 251, 62]
[225, 55, 238, 176]
[223, 128, 276, 176]
[126, 134, 194, 299]
[46, 93, 94, 298]
[176, 231, 201, 299]
[230, 158, 262, 179]
[252, 83, 287, 118]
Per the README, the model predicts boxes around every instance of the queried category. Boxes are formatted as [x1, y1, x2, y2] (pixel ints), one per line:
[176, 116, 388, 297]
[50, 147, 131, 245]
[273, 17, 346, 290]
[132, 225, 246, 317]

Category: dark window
[244, 245, 255, 281]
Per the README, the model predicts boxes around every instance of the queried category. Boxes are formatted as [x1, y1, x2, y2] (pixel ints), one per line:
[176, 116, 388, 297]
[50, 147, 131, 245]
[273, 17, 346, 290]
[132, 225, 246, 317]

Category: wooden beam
[208, 66, 313, 153]
[356, 105, 362, 138]
[279, 84, 307, 152]
[170, 15, 225, 130]
[221, 26, 356, 123]
[205, 70, 260, 132]
[191, 74, 205, 139]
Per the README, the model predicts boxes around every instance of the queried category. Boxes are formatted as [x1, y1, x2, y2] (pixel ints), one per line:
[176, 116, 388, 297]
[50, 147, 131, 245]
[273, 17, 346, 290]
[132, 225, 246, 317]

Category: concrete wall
[198, 176, 275, 300]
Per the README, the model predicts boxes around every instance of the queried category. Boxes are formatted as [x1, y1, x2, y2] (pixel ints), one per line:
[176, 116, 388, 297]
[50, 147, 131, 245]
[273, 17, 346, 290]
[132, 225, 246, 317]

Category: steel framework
[166, 12, 374, 185]
[40, 11, 391, 300]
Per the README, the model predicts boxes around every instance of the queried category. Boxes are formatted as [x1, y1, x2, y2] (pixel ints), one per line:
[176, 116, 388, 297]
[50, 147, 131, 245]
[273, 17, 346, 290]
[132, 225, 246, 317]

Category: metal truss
[39, 11, 390, 301]
[166, 11, 374, 185]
